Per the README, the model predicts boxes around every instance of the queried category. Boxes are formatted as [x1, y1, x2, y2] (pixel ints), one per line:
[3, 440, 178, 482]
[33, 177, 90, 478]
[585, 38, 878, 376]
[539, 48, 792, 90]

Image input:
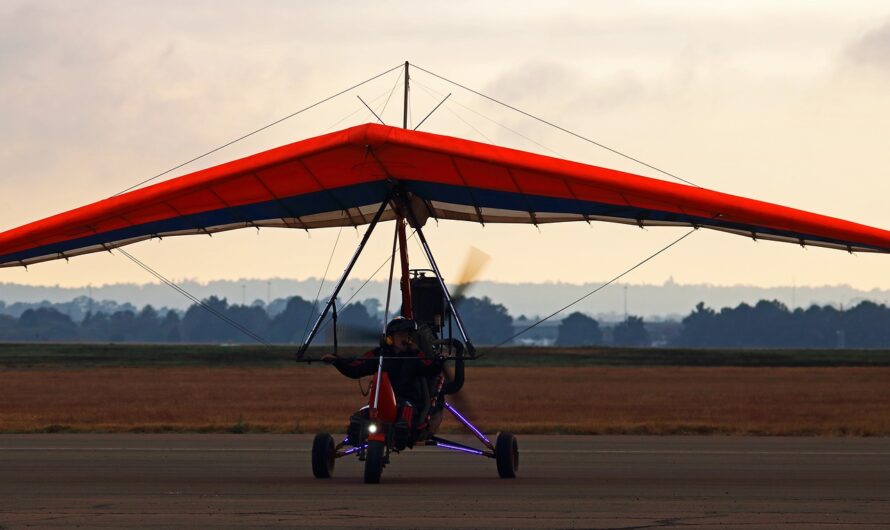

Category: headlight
[367, 423, 378, 434]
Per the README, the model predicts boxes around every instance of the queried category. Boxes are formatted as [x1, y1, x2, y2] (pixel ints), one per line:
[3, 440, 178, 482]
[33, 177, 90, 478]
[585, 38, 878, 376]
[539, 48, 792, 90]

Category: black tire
[311, 433, 335, 479]
[364, 440, 385, 484]
[495, 432, 518, 478]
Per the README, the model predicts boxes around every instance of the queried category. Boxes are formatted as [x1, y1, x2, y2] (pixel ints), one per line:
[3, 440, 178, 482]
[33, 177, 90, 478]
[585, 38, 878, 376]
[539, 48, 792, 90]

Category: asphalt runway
[1, 435, 888, 529]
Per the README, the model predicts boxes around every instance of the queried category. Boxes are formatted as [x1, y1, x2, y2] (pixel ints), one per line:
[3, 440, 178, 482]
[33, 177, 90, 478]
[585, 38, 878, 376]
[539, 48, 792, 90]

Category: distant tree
[556, 312, 603, 346]
[612, 316, 650, 347]
[181, 297, 240, 343]
[454, 296, 513, 345]
[80, 311, 111, 341]
[265, 297, 290, 318]
[17, 307, 78, 341]
[132, 305, 161, 342]
[676, 302, 716, 346]
[790, 305, 839, 348]
[160, 310, 181, 342]
[738, 300, 795, 347]
[333, 302, 380, 344]
[107, 310, 139, 342]
[226, 304, 271, 344]
[844, 301, 890, 347]
[267, 296, 317, 343]
[361, 298, 382, 322]
[0, 314, 17, 339]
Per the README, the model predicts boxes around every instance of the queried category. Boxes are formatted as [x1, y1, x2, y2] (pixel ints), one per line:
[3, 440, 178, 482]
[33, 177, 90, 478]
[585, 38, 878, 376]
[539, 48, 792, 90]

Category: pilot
[322, 317, 442, 444]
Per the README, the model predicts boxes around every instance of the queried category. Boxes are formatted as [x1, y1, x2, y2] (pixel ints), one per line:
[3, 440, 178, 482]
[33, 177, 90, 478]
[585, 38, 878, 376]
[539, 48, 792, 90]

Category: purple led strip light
[341, 444, 367, 456]
[444, 401, 492, 449]
[434, 442, 485, 456]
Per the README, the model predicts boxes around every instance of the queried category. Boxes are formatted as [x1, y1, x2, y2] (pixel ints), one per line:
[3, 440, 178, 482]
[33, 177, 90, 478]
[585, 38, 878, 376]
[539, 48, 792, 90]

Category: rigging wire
[483, 228, 697, 350]
[413, 79, 562, 157]
[412, 64, 700, 188]
[301, 227, 344, 344]
[115, 247, 271, 346]
[111, 76, 394, 349]
[321, 85, 386, 134]
[111, 63, 404, 198]
[314, 230, 418, 337]
[383, 222, 399, 330]
[377, 68, 404, 118]
[340, 230, 417, 309]
[99, 63, 702, 352]
[321, 86, 395, 134]
[107, 69, 403, 346]
[414, 82, 493, 143]
[445, 105, 493, 143]
[413, 82, 492, 142]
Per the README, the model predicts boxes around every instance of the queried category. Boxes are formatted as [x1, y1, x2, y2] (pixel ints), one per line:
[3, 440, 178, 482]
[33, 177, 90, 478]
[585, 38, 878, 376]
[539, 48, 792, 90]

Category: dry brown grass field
[1, 366, 889, 435]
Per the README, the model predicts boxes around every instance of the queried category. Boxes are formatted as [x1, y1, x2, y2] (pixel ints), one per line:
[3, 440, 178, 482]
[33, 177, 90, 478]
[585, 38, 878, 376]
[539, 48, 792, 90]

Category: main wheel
[363, 440, 385, 484]
[311, 433, 336, 479]
[495, 432, 518, 478]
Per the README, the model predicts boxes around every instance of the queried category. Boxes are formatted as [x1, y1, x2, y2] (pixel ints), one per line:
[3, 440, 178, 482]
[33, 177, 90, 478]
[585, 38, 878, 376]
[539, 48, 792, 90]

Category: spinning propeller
[440, 245, 490, 417]
[451, 246, 491, 301]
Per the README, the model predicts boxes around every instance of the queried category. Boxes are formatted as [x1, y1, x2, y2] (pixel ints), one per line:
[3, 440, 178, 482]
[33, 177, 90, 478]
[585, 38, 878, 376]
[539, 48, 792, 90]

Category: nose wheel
[311, 433, 336, 478]
[364, 440, 386, 483]
[495, 432, 518, 478]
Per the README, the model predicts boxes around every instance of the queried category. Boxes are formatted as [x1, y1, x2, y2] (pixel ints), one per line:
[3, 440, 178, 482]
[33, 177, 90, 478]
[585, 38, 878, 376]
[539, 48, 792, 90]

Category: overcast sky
[3, 0, 890, 293]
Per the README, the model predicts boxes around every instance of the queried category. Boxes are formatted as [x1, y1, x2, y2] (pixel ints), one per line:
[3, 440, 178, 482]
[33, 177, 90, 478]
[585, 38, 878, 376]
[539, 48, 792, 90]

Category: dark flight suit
[333, 346, 442, 448]
[332, 346, 442, 407]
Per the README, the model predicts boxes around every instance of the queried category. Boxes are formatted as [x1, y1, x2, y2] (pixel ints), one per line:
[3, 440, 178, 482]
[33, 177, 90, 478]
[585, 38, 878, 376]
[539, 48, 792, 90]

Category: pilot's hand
[321, 353, 339, 364]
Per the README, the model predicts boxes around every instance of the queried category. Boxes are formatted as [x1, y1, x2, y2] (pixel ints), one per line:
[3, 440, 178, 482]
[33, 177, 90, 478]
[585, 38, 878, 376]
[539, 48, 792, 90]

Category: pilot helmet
[385, 316, 417, 336]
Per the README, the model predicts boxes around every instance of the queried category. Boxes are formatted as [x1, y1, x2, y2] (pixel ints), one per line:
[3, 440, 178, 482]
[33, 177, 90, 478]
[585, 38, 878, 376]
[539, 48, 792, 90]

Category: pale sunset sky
[2, 0, 890, 291]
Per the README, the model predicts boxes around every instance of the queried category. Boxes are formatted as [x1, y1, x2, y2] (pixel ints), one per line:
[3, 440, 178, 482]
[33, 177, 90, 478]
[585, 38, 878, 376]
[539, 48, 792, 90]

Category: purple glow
[435, 442, 485, 456]
[444, 401, 492, 447]
[341, 444, 367, 456]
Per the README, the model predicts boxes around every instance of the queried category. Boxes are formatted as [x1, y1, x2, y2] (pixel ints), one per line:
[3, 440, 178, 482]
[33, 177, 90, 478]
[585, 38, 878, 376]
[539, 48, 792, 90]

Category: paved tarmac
[0, 434, 888, 528]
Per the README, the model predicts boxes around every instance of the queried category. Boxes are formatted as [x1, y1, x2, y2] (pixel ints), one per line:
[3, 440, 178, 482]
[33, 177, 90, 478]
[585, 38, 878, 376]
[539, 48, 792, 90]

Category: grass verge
[1, 366, 888, 435]
[3, 342, 890, 368]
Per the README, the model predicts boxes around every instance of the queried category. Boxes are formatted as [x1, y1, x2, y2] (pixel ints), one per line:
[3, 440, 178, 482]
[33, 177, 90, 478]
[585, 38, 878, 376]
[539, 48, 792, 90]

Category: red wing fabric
[2, 122, 890, 267]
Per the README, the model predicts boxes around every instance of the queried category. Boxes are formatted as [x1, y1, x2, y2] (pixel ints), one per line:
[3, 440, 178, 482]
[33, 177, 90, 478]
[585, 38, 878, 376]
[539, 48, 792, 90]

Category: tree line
[1, 294, 888, 347]
[0, 295, 517, 345]
[675, 300, 890, 348]
[556, 299, 890, 348]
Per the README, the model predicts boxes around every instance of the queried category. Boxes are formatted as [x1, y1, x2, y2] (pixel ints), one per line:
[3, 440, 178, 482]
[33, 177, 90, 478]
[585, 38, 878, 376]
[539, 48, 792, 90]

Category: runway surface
[1, 434, 888, 528]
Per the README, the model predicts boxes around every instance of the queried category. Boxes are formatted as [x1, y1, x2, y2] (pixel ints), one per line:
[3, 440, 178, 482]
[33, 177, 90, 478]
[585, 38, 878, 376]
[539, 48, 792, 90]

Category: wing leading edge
[2, 122, 889, 267]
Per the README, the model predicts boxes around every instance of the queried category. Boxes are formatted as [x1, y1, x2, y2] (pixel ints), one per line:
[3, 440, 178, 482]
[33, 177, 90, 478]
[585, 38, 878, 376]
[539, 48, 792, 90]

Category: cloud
[843, 19, 890, 71]
[485, 62, 580, 102]
[483, 61, 649, 122]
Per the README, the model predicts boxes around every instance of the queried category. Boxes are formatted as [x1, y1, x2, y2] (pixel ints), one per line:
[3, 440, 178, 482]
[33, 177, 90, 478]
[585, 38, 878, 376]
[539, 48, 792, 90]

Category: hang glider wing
[2, 122, 890, 268]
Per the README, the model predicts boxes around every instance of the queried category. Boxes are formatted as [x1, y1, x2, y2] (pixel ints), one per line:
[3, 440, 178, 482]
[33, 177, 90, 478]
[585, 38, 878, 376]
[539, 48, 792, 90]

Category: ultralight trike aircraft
[3, 62, 890, 483]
